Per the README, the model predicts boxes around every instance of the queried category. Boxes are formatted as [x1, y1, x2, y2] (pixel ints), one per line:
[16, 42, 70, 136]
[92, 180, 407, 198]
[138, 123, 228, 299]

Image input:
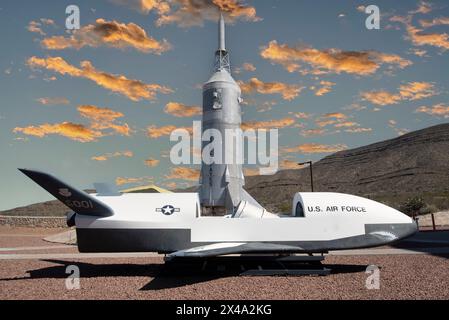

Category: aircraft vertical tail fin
[19, 168, 114, 217]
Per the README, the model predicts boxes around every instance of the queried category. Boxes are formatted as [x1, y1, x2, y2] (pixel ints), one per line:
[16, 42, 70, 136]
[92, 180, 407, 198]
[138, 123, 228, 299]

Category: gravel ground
[0, 227, 448, 300]
[0, 254, 448, 300]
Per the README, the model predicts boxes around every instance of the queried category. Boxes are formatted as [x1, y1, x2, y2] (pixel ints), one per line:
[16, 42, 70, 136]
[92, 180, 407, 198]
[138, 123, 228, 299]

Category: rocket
[199, 14, 245, 214]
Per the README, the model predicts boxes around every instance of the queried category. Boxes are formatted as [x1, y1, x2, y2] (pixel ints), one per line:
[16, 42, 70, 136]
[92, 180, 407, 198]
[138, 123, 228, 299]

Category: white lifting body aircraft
[18, 169, 417, 259]
[19, 16, 417, 259]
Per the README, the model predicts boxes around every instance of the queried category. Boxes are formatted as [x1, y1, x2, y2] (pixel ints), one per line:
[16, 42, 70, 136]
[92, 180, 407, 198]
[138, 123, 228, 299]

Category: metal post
[298, 161, 314, 192]
[431, 213, 436, 231]
[309, 163, 314, 192]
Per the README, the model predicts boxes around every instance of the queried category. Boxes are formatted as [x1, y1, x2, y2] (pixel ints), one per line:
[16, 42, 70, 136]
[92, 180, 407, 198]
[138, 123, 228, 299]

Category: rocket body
[199, 15, 244, 213]
[200, 70, 244, 211]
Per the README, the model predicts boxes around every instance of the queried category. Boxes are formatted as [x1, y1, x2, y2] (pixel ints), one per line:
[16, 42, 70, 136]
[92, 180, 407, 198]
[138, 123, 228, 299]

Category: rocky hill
[246, 123, 449, 212]
[2, 123, 448, 216]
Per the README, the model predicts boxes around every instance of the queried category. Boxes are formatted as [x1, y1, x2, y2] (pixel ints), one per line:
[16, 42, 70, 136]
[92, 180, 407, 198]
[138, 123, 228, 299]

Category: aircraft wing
[167, 242, 305, 259]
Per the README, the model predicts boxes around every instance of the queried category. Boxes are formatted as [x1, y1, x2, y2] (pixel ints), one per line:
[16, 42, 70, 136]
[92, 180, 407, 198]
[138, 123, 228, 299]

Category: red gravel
[0, 254, 448, 300]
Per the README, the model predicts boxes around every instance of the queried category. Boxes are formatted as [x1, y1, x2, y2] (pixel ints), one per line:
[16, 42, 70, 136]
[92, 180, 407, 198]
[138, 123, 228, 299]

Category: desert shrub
[399, 197, 426, 216]
[279, 202, 292, 214]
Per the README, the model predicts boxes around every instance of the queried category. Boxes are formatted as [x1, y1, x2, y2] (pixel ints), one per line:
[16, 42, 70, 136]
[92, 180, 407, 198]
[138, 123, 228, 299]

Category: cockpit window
[295, 201, 305, 218]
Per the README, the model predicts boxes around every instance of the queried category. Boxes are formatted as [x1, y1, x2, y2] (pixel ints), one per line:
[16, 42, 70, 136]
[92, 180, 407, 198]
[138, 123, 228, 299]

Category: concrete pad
[43, 229, 77, 245]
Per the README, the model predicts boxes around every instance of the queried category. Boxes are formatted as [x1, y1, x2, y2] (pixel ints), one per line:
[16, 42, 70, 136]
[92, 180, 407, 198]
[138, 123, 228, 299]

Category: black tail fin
[19, 168, 114, 217]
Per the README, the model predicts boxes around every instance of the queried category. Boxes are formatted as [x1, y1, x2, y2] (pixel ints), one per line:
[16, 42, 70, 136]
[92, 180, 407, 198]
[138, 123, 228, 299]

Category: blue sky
[0, 0, 448, 210]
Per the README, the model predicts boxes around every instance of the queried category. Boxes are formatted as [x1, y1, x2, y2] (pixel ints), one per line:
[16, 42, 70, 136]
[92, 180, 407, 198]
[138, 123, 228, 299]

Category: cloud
[164, 102, 201, 117]
[27, 56, 172, 101]
[14, 105, 131, 142]
[411, 1, 433, 15]
[360, 90, 402, 106]
[388, 119, 409, 136]
[288, 112, 311, 119]
[27, 18, 55, 36]
[416, 103, 449, 118]
[242, 62, 256, 72]
[390, 5, 449, 51]
[78, 105, 131, 136]
[314, 81, 335, 96]
[112, 0, 260, 27]
[165, 167, 199, 181]
[300, 128, 327, 137]
[13, 122, 102, 142]
[36, 97, 70, 106]
[42, 19, 171, 54]
[238, 78, 304, 100]
[361, 81, 437, 106]
[334, 121, 359, 128]
[241, 117, 295, 130]
[406, 24, 449, 50]
[315, 112, 348, 127]
[144, 158, 160, 167]
[283, 143, 348, 154]
[147, 125, 193, 138]
[260, 40, 412, 76]
[419, 17, 449, 28]
[115, 176, 153, 186]
[408, 48, 428, 57]
[92, 150, 134, 161]
[344, 127, 372, 133]
[342, 103, 367, 111]
[280, 159, 301, 170]
[234, 62, 257, 74]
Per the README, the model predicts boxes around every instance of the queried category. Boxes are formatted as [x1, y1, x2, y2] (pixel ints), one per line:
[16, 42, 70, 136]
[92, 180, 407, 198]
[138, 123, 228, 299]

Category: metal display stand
[164, 254, 331, 276]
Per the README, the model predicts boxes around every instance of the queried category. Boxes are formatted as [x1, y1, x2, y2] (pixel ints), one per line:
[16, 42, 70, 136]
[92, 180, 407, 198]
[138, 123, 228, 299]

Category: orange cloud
[147, 125, 193, 138]
[300, 128, 327, 137]
[289, 112, 311, 119]
[36, 97, 70, 105]
[42, 19, 171, 54]
[92, 150, 133, 161]
[419, 17, 449, 28]
[13, 122, 102, 143]
[165, 167, 200, 181]
[344, 127, 372, 134]
[164, 102, 201, 117]
[260, 40, 412, 75]
[241, 117, 295, 130]
[314, 81, 335, 96]
[390, 12, 449, 51]
[27, 18, 55, 36]
[27, 56, 172, 101]
[361, 82, 437, 106]
[14, 105, 131, 142]
[416, 103, 449, 118]
[315, 113, 348, 127]
[238, 78, 304, 100]
[280, 159, 301, 170]
[242, 62, 256, 72]
[361, 91, 402, 106]
[113, 0, 260, 27]
[144, 158, 160, 167]
[284, 143, 348, 154]
[115, 176, 153, 186]
[78, 105, 131, 136]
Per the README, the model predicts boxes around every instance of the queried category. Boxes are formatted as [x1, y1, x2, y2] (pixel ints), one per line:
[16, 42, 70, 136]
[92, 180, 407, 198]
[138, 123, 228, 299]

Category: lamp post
[298, 161, 314, 192]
